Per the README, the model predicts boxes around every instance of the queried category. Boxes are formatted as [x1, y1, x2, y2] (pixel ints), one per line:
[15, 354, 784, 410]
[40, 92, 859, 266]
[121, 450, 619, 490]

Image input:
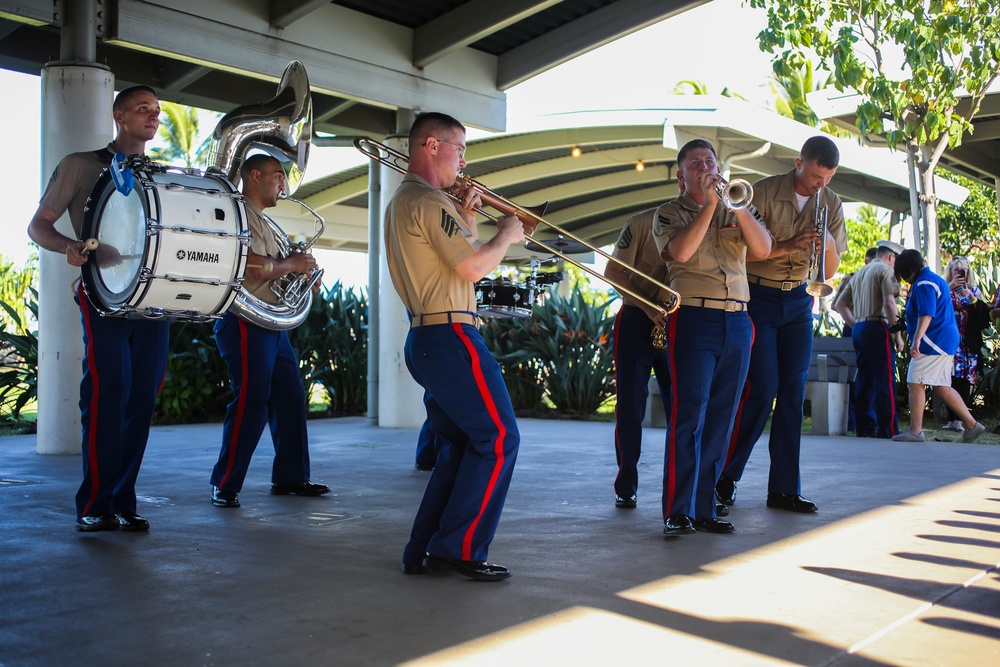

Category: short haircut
[895, 249, 925, 282]
[800, 135, 839, 169]
[676, 139, 717, 168]
[876, 245, 896, 259]
[409, 112, 465, 147]
[865, 247, 878, 261]
[240, 153, 281, 183]
[113, 85, 157, 112]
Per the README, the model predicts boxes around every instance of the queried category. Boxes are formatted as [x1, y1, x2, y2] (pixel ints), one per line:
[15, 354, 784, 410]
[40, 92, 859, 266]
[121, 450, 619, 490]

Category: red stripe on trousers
[664, 314, 680, 516]
[79, 287, 102, 517]
[452, 322, 507, 561]
[725, 320, 755, 466]
[881, 323, 899, 434]
[219, 318, 251, 488]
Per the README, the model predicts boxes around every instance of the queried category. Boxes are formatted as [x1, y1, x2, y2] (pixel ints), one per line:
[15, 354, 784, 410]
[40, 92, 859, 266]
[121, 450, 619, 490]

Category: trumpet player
[719, 136, 847, 514]
[652, 139, 773, 537]
[605, 208, 672, 510]
[209, 154, 329, 509]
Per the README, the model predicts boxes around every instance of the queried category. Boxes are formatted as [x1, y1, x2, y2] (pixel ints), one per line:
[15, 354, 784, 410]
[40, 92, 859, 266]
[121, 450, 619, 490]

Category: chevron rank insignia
[618, 226, 633, 249]
[440, 210, 461, 238]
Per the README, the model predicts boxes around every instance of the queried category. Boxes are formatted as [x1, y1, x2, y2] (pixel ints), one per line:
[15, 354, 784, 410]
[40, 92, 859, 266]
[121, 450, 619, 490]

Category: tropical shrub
[0, 288, 39, 424]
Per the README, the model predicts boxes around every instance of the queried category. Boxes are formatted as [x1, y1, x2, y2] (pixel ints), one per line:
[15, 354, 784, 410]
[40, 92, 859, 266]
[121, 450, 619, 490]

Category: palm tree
[770, 61, 854, 139]
[673, 79, 746, 100]
[149, 101, 218, 168]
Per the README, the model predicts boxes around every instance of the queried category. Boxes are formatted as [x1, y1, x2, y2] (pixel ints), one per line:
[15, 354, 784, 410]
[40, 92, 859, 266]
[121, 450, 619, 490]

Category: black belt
[862, 316, 887, 322]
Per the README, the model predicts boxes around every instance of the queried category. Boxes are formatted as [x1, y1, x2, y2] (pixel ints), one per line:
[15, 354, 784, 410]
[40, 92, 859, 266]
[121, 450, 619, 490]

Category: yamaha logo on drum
[176, 249, 221, 264]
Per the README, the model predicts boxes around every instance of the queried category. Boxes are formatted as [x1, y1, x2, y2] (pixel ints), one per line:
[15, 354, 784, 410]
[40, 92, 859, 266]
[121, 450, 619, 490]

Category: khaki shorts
[906, 353, 954, 387]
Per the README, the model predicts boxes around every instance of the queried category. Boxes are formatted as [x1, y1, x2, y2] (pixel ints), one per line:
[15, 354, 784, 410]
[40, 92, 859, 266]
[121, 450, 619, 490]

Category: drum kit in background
[474, 237, 589, 319]
[79, 60, 323, 331]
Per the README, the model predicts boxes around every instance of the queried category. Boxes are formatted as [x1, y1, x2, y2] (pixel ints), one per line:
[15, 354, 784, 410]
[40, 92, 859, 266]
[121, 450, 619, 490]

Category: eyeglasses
[425, 137, 466, 158]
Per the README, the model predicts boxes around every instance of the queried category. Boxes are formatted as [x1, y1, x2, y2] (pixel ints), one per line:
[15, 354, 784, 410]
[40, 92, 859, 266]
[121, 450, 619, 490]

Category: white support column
[36, 65, 114, 455]
[377, 133, 424, 428]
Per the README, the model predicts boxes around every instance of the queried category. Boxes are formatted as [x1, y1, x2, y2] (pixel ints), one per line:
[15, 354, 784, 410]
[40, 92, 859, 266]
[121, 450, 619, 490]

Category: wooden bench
[806, 336, 857, 435]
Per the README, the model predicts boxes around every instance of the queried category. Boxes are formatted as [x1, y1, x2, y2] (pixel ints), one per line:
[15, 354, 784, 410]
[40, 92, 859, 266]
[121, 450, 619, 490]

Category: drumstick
[81, 238, 99, 255]
[247, 260, 274, 272]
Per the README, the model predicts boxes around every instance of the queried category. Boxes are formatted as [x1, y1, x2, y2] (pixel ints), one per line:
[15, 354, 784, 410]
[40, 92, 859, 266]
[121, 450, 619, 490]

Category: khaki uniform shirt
[839, 260, 898, 320]
[385, 172, 481, 317]
[746, 170, 847, 283]
[39, 143, 115, 237]
[610, 209, 670, 308]
[244, 202, 284, 304]
[651, 193, 755, 303]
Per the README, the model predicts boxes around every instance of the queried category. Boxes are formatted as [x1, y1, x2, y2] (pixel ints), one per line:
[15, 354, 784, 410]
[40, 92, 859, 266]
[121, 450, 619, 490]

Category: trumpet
[355, 138, 681, 317]
[805, 192, 833, 297]
[714, 177, 754, 210]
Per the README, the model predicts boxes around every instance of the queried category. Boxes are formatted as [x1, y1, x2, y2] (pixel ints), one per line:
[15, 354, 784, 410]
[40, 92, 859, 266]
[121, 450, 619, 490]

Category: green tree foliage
[749, 0, 1000, 265]
[148, 101, 218, 168]
[840, 205, 889, 276]
[672, 79, 746, 100]
[937, 172, 1000, 262]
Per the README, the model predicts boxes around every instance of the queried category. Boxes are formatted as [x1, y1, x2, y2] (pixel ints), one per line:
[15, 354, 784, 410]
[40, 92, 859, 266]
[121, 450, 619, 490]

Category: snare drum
[80, 163, 250, 321]
[475, 278, 536, 318]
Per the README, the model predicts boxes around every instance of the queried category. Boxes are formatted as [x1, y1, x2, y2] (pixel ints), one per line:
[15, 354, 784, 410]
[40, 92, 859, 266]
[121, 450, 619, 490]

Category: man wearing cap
[718, 136, 846, 514]
[892, 249, 986, 442]
[833, 241, 904, 438]
[652, 139, 772, 537]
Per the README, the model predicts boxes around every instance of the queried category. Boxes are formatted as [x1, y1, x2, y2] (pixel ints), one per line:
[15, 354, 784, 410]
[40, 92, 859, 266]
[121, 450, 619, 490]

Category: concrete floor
[1, 417, 999, 667]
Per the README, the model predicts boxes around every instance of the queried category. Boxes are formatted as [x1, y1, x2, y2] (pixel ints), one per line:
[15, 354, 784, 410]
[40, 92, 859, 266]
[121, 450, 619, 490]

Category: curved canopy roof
[276, 97, 968, 253]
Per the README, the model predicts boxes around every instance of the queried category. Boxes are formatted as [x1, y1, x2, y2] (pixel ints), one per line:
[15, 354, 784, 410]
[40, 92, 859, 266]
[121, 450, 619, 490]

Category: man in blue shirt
[892, 249, 986, 442]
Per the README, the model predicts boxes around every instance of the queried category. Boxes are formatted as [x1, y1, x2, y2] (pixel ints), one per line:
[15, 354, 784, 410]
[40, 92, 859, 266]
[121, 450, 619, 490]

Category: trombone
[355, 138, 681, 316]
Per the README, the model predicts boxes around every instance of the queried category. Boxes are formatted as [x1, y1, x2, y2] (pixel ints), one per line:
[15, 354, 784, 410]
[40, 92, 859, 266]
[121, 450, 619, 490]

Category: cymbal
[524, 238, 590, 255]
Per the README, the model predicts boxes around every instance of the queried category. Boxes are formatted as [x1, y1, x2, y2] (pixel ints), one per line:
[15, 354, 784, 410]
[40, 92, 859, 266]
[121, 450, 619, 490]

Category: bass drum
[475, 278, 536, 318]
[80, 164, 250, 321]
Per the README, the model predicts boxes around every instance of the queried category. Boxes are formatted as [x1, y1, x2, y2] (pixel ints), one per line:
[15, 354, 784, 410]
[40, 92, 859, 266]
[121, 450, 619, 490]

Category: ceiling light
[635, 161, 645, 172]
[571, 146, 582, 158]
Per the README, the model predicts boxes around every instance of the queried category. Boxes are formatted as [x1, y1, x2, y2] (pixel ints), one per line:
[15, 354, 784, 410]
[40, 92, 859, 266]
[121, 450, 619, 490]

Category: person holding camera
[941, 257, 991, 432]
[832, 241, 904, 438]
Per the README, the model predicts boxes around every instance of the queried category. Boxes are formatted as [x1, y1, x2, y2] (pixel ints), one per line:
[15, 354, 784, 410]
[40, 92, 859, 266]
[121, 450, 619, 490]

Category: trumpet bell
[719, 178, 754, 210]
[806, 281, 834, 298]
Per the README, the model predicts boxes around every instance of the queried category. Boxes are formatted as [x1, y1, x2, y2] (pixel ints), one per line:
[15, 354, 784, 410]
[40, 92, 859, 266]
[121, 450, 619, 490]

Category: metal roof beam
[413, 0, 559, 68]
[269, 0, 330, 29]
[497, 0, 706, 89]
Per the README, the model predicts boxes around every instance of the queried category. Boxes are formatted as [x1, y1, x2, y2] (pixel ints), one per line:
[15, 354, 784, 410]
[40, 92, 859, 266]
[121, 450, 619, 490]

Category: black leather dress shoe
[615, 494, 637, 509]
[663, 515, 695, 537]
[694, 517, 736, 533]
[766, 492, 817, 513]
[425, 554, 512, 581]
[415, 463, 434, 471]
[716, 473, 737, 506]
[212, 486, 240, 508]
[401, 561, 426, 575]
[76, 513, 119, 532]
[116, 512, 150, 532]
[715, 502, 729, 517]
[270, 481, 331, 496]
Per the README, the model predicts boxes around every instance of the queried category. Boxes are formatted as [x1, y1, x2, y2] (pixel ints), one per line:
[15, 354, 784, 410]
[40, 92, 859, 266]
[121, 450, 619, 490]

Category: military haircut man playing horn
[652, 138, 773, 537]
[605, 208, 671, 510]
[718, 135, 847, 514]
[27, 85, 169, 532]
[209, 153, 330, 509]
[386, 112, 524, 581]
